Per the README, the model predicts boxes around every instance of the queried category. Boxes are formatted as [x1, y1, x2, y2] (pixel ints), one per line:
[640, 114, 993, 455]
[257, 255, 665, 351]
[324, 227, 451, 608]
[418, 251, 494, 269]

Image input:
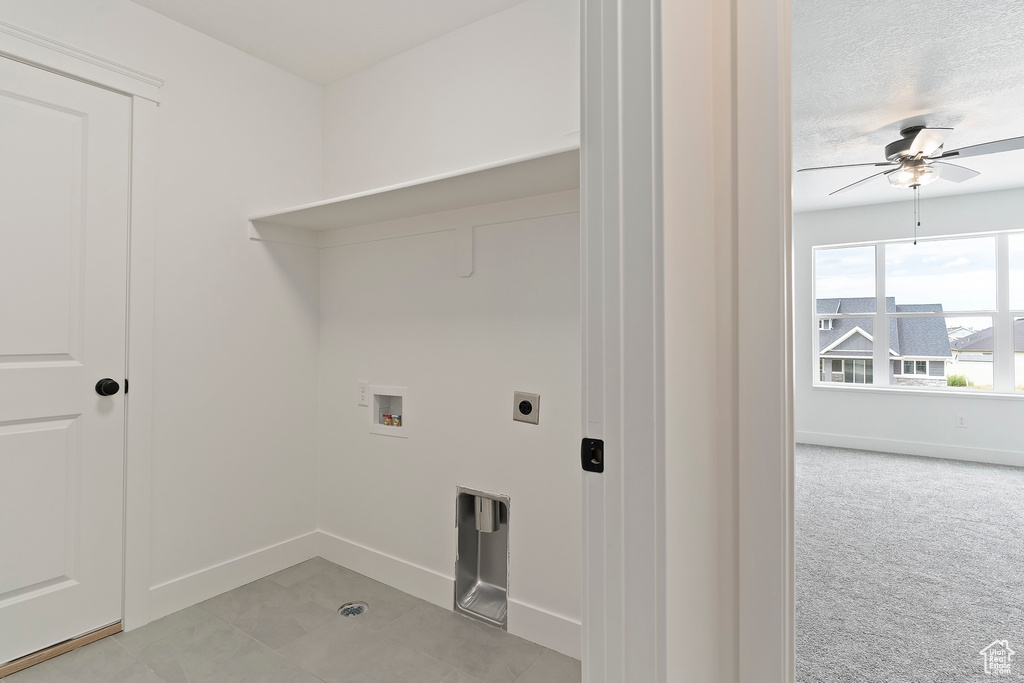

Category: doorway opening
[792, 2, 1024, 680]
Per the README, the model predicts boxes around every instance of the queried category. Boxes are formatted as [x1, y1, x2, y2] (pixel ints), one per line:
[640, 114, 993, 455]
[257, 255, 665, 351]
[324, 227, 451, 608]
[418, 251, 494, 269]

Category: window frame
[813, 232, 1022, 395]
[1015, 313, 1024, 393]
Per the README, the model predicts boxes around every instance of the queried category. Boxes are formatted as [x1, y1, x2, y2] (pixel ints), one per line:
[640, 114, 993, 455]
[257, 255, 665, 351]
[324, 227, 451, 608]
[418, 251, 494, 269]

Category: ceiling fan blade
[932, 161, 980, 183]
[939, 135, 1024, 160]
[829, 169, 896, 195]
[798, 161, 897, 172]
[907, 127, 953, 157]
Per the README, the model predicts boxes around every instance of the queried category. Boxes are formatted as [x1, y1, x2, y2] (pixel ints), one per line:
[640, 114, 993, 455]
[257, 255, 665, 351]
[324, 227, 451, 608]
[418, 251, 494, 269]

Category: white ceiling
[793, 0, 1024, 213]
[131, 0, 528, 85]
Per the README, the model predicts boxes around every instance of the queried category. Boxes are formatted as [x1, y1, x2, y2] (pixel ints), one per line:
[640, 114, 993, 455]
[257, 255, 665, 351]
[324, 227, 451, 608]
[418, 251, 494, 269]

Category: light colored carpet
[796, 444, 1024, 683]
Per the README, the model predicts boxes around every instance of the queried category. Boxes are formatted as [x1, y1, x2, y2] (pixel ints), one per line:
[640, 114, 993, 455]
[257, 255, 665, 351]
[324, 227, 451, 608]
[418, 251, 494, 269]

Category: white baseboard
[147, 531, 319, 622]
[796, 431, 1024, 468]
[315, 530, 453, 610]
[507, 599, 581, 659]
[315, 531, 581, 658]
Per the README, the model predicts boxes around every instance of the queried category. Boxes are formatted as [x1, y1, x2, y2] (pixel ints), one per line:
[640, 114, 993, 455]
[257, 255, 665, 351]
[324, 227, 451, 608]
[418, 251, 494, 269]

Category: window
[886, 237, 996, 311]
[1011, 238, 1024, 391]
[814, 234, 1021, 393]
[1010, 235, 1024, 310]
[834, 359, 872, 384]
[852, 359, 872, 384]
[816, 246, 875, 310]
[902, 360, 927, 375]
[1017, 316, 1024, 392]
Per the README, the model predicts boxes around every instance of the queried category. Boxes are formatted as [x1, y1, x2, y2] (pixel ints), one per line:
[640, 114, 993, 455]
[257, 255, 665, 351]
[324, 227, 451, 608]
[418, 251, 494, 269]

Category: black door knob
[95, 378, 120, 396]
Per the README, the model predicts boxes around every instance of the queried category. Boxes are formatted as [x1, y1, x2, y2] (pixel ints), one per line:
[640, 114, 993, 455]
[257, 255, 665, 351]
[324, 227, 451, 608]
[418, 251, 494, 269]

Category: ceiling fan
[798, 126, 1024, 195]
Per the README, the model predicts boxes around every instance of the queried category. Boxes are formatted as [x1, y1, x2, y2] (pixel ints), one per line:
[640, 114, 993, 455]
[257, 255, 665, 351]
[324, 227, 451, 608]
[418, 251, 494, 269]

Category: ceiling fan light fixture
[887, 161, 940, 189]
[800, 128, 1024, 196]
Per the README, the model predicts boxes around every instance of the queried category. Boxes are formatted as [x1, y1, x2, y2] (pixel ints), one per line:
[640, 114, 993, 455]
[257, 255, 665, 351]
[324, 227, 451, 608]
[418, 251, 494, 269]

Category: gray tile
[200, 577, 337, 649]
[6, 637, 162, 683]
[289, 563, 424, 630]
[268, 557, 332, 587]
[135, 613, 320, 683]
[515, 650, 582, 683]
[114, 605, 220, 653]
[383, 604, 544, 683]
[440, 670, 486, 683]
[199, 578, 299, 624]
[279, 616, 453, 683]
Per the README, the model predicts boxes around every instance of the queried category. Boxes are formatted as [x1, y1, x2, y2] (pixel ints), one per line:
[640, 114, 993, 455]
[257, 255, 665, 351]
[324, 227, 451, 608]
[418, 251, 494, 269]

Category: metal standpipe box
[454, 487, 510, 630]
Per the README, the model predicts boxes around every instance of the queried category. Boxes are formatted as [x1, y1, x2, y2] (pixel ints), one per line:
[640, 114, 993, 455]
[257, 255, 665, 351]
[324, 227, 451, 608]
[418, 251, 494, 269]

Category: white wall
[317, 205, 582, 654]
[795, 188, 1024, 465]
[321, 0, 580, 197]
[0, 0, 323, 612]
[315, 0, 583, 655]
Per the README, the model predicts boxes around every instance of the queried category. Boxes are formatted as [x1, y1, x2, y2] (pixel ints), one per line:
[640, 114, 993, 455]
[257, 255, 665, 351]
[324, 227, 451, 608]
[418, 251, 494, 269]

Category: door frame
[735, 0, 794, 679]
[0, 22, 162, 631]
[579, 0, 665, 680]
[581, 0, 793, 679]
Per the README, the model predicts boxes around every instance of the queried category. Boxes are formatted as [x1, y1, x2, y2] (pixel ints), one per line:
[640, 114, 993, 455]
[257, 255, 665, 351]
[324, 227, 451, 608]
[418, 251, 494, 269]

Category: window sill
[811, 383, 1024, 400]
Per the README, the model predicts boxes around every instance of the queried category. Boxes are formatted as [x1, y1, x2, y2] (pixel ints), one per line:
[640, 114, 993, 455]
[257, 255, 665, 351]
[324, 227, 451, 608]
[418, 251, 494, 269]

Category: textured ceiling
[131, 0, 528, 85]
[793, 0, 1024, 212]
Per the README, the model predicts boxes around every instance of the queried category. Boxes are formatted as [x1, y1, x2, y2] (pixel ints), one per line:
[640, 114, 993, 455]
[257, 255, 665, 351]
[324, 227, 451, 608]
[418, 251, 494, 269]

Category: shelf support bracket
[248, 221, 318, 248]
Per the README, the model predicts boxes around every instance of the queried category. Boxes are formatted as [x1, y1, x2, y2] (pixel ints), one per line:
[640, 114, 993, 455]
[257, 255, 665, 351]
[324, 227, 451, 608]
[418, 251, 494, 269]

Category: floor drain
[338, 601, 368, 617]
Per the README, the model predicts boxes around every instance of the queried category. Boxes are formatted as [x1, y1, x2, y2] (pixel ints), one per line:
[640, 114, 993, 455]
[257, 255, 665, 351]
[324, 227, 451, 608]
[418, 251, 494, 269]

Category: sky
[816, 234, 1024, 331]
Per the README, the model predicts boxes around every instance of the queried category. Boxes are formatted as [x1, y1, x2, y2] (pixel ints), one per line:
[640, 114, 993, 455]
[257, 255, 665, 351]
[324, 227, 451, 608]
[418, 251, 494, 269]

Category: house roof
[894, 308, 953, 357]
[951, 319, 1024, 353]
[817, 297, 952, 358]
[817, 297, 897, 356]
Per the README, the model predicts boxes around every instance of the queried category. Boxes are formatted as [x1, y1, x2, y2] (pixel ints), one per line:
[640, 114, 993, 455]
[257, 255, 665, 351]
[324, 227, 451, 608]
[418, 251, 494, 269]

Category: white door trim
[583, 0, 794, 679]
[0, 26, 161, 632]
[736, 0, 795, 680]
[0, 19, 162, 103]
[581, 0, 665, 680]
[123, 95, 158, 630]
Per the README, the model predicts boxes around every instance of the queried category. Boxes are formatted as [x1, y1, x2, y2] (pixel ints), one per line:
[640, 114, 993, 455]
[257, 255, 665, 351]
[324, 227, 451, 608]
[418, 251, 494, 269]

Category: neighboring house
[947, 325, 976, 342]
[817, 297, 952, 387]
[949, 319, 1024, 388]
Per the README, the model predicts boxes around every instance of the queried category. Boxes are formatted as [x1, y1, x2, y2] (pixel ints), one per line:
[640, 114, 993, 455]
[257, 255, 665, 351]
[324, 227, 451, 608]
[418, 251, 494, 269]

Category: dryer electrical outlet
[513, 392, 540, 425]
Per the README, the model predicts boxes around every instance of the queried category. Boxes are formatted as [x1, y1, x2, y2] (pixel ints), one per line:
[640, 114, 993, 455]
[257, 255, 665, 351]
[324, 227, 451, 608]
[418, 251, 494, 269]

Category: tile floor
[5, 558, 581, 683]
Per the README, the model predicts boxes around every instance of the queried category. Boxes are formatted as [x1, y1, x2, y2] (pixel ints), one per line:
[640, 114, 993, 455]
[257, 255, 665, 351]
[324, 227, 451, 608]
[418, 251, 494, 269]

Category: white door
[0, 56, 131, 664]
